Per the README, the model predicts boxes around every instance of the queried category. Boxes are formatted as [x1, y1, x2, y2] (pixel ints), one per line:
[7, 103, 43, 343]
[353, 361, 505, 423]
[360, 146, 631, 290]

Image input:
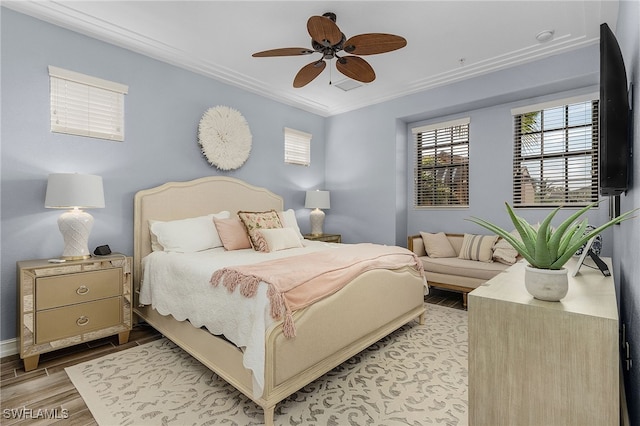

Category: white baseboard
[1, 338, 19, 359]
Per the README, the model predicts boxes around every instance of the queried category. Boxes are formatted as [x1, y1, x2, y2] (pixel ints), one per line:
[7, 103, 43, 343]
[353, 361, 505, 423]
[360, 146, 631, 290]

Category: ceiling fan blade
[293, 60, 327, 88]
[336, 56, 376, 83]
[344, 33, 407, 55]
[252, 47, 314, 57]
[307, 15, 342, 46]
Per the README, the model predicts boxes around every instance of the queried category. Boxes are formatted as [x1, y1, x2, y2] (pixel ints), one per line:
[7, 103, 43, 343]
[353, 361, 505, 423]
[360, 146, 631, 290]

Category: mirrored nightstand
[303, 233, 341, 243]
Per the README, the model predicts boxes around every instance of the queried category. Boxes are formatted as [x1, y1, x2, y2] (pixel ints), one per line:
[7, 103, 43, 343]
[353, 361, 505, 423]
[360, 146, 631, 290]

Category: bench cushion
[419, 256, 509, 281]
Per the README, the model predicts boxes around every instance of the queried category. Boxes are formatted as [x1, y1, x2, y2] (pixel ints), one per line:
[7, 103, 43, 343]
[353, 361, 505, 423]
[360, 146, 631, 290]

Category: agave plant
[468, 202, 636, 270]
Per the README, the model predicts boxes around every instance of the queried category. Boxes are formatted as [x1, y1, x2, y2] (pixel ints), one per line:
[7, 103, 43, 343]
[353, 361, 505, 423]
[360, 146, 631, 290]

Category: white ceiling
[4, 1, 619, 116]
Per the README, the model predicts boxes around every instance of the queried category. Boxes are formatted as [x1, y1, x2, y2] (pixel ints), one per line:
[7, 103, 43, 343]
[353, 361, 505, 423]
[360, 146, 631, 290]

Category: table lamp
[305, 190, 330, 235]
[45, 173, 105, 259]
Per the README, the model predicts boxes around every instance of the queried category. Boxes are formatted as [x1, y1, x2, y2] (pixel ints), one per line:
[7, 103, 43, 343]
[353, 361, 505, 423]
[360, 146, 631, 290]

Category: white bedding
[139, 240, 342, 397]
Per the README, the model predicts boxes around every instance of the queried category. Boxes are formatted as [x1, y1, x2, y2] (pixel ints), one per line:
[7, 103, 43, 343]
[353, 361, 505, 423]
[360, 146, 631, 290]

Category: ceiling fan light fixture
[334, 79, 363, 91]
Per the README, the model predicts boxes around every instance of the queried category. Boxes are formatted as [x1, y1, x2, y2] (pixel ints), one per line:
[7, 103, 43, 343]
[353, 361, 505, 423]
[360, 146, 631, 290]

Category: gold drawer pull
[76, 285, 90, 295]
[76, 316, 90, 326]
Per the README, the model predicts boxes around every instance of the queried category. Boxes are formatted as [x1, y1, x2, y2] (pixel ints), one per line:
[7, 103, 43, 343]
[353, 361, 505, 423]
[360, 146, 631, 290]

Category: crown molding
[1, 1, 605, 117]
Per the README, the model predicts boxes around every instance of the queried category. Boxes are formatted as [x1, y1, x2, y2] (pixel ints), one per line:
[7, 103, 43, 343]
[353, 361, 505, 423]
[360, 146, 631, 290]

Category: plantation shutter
[412, 118, 470, 207]
[49, 66, 128, 141]
[512, 94, 598, 206]
[284, 127, 311, 166]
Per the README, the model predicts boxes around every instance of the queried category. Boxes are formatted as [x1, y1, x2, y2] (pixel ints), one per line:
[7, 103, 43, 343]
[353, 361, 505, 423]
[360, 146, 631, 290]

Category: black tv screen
[599, 22, 630, 196]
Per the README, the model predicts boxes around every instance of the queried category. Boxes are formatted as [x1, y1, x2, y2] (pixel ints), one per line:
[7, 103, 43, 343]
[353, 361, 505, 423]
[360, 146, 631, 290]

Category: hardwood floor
[424, 287, 466, 310]
[0, 324, 163, 426]
[0, 290, 464, 425]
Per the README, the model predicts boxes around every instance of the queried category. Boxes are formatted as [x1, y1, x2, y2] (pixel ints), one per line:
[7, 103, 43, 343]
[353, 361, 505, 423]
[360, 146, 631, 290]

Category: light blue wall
[0, 8, 326, 341]
[613, 1, 640, 424]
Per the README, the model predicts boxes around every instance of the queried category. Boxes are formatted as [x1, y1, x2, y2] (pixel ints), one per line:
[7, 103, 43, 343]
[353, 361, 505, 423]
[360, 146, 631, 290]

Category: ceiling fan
[252, 12, 407, 88]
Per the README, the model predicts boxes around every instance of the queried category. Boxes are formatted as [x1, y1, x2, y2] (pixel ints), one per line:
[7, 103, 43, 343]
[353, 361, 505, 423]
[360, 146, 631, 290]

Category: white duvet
[139, 240, 341, 397]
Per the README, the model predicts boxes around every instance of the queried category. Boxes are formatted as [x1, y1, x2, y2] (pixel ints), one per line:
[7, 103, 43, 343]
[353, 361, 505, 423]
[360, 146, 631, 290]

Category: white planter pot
[524, 265, 569, 302]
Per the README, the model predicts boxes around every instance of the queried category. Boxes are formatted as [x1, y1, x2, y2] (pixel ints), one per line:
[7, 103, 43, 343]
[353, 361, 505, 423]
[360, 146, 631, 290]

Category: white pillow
[493, 230, 521, 265]
[149, 211, 230, 252]
[255, 228, 304, 252]
[278, 209, 304, 240]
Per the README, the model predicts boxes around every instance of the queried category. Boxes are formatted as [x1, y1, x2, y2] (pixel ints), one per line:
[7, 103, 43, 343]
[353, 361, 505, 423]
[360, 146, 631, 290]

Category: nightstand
[303, 233, 341, 243]
[17, 254, 132, 371]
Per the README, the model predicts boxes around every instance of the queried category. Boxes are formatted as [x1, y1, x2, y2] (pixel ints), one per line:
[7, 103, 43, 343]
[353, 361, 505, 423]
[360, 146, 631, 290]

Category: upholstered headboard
[133, 176, 284, 291]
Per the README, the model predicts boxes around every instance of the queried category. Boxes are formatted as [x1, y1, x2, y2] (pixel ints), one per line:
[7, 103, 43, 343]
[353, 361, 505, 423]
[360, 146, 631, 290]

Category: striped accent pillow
[458, 234, 498, 263]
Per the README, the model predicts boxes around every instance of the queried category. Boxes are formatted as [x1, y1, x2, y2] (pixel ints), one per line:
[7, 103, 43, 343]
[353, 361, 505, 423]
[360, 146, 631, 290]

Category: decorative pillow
[278, 209, 304, 240]
[149, 211, 230, 253]
[458, 234, 499, 263]
[420, 232, 457, 258]
[237, 210, 283, 250]
[213, 217, 252, 250]
[255, 228, 304, 253]
[493, 230, 521, 265]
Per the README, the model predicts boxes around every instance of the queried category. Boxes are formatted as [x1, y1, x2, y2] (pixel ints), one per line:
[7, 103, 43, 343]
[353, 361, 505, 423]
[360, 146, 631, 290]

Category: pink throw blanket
[210, 243, 424, 338]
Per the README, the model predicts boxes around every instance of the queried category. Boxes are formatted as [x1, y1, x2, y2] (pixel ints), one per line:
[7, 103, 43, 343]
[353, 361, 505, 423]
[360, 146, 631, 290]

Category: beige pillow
[458, 234, 499, 263]
[237, 210, 283, 251]
[255, 228, 304, 253]
[493, 230, 521, 265]
[420, 232, 457, 258]
[213, 217, 252, 250]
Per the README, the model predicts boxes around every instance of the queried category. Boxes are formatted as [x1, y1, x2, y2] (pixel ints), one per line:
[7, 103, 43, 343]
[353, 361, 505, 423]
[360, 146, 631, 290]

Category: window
[49, 66, 128, 141]
[412, 118, 470, 207]
[512, 95, 598, 207]
[284, 127, 311, 166]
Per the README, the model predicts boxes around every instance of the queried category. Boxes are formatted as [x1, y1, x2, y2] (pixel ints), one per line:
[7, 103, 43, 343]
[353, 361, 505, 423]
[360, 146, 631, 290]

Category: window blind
[49, 66, 128, 141]
[284, 127, 311, 166]
[513, 99, 599, 206]
[413, 118, 470, 207]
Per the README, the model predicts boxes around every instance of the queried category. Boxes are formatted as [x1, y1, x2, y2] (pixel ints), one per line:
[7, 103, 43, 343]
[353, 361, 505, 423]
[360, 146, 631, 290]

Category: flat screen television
[599, 22, 631, 196]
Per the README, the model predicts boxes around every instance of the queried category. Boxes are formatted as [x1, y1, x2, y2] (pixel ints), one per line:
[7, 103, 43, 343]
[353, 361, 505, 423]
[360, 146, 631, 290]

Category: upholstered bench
[408, 232, 514, 307]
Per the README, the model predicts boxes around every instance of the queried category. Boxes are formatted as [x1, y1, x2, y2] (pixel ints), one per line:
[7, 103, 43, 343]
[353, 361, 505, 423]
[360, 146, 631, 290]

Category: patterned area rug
[66, 304, 468, 425]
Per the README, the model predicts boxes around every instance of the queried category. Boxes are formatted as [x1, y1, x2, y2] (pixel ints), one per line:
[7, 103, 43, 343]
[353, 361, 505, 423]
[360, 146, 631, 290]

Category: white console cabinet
[468, 257, 619, 426]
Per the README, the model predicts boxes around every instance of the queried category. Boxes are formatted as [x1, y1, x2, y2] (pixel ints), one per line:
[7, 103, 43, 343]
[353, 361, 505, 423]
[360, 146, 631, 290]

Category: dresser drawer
[36, 297, 122, 344]
[36, 268, 122, 310]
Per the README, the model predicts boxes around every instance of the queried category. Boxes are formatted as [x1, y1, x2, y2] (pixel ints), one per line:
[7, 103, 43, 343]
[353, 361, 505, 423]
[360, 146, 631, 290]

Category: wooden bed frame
[133, 176, 426, 425]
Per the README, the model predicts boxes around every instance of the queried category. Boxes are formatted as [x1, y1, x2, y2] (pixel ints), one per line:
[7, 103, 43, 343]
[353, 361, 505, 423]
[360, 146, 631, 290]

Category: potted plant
[468, 202, 636, 301]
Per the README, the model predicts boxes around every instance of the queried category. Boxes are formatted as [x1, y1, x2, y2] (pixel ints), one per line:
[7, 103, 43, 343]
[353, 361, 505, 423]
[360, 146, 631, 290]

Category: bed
[133, 176, 426, 425]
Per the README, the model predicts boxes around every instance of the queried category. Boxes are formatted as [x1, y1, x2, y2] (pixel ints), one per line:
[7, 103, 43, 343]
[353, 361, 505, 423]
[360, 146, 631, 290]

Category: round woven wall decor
[198, 106, 252, 170]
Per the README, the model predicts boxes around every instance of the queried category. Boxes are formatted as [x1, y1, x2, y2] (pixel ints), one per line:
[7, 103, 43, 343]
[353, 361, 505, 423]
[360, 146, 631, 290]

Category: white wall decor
[198, 106, 252, 170]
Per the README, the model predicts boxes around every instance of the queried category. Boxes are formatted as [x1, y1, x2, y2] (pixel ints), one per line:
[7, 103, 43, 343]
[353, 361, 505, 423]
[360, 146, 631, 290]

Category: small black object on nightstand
[94, 245, 112, 256]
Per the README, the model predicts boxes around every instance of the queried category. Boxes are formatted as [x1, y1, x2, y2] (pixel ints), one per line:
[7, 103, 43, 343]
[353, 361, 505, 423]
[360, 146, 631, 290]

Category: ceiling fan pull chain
[329, 62, 332, 85]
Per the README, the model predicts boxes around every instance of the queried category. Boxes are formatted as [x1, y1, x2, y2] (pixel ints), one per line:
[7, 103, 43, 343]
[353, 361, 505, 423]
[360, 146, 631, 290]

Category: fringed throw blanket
[211, 243, 424, 338]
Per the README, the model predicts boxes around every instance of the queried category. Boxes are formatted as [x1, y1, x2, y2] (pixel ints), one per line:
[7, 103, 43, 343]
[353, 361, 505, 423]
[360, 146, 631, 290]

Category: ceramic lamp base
[58, 209, 94, 260]
[309, 208, 325, 235]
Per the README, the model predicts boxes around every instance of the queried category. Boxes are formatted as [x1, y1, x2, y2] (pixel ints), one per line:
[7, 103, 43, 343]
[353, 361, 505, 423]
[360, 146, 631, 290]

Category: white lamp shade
[305, 190, 330, 209]
[45, 173, 105, 209]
